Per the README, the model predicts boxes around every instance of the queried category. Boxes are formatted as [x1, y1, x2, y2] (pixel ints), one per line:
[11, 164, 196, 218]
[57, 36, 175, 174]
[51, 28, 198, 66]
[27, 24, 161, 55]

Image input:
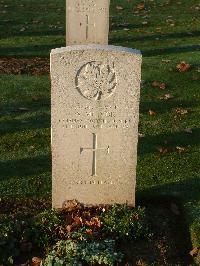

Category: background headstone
[51, 45, 142, 208]
[66, 0, 110, 45]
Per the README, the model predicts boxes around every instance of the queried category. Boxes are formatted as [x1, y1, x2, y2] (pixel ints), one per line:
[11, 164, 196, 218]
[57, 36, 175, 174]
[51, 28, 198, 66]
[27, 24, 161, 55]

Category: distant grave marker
[66, 0, 110, 45]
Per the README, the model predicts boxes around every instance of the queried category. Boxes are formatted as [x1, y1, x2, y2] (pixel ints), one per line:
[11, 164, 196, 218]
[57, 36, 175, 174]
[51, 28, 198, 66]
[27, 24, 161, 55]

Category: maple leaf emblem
[76, 61, 117, 101]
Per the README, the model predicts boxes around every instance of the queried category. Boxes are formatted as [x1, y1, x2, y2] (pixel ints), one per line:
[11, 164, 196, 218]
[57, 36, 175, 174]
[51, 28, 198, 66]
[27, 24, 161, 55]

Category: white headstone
[66, 0, 110, 45]
[51, 45, 142, 208]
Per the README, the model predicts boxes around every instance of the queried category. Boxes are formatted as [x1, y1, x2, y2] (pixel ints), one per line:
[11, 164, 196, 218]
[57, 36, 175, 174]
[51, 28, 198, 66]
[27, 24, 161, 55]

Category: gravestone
[66, 0, 110, 45]
[51, 45, 142, 208]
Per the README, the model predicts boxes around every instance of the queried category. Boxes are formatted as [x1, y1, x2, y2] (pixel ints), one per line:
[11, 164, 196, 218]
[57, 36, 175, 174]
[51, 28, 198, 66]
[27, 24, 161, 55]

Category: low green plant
[30, 209, 62, 249]
[0, 217, 22, 265]
[101, 205, 149, 240]
[191, 219, 200, 247]
[41, 239, 123, 266]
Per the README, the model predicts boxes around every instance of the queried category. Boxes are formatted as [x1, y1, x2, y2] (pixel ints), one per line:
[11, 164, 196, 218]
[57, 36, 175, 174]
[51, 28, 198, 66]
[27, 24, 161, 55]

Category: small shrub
[41, 239, 123, 266]
[30, 209, 62, 249]
[101, 205, 149, 240]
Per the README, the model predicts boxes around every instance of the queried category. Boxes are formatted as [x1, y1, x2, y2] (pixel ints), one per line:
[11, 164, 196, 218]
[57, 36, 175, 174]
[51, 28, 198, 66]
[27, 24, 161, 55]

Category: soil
[0, 197, 194, 266]
[0, 57, 50, 75]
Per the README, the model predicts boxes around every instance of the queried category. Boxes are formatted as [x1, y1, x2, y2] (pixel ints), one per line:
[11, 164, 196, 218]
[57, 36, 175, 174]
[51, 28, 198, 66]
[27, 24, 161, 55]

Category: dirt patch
[119, 200, 193, 265]
[0, 198, 193, 265]
[0, 57, 50, 75]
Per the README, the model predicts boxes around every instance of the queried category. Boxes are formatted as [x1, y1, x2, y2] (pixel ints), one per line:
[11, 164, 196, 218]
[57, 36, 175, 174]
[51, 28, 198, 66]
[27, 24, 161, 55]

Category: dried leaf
[85, 229, 93, 235]
[176, 61, 191, 72]
[159, 147, 169, 154]
[85, 217, 101, 228]
[162, 59, 171, 63]
[73, 216, 83, 226]
[20, 27, 26, 32]
[66, 225, 72, 232]
[152, 81, 166, 89]
[159, 94, 173, 100]
[175, 108, 188, 115]
[152, 80, 160, 87]
[142, 21, 148, 25]
[32, 257, 42, 266]
[137, 3, 145, 10]
[189, 247, 199, 257]
[116, 5, 123, 11]
[149, 110, 156, 116]
[138, 133, 145, 138]
[62, 199, 80, 211]
[176, 146, 186, 153]
[184, 128, 193, 134]
[159, 83, 166, 90]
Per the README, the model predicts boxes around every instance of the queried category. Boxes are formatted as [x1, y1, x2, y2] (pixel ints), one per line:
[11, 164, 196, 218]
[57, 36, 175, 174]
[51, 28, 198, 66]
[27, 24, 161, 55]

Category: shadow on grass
[0, 29, 64, 39]
[0, 44, 60, 57]
[142, 44, 200, 57]
[136, 192, 195, 263]
[0, 113, 50, 135]
[1, 42, 199, 58]
[0, 97, 50, 134]
[140, 100, 199, 115]
[137, 177, 200, 204]
[0, 154, 51, 180]
[138, 128, 200, 155]
[110, 30, 200, 43]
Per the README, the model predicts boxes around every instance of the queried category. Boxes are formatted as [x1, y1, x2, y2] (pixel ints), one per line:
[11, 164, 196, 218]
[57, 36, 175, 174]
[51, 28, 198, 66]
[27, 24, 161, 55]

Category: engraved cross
[85, 15, 95, 40]
[80, 133, 109, 176]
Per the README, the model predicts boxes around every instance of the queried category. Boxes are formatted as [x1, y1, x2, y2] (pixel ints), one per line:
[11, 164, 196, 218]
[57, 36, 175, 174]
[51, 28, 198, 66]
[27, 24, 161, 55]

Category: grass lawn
[0, 0, 200, 263]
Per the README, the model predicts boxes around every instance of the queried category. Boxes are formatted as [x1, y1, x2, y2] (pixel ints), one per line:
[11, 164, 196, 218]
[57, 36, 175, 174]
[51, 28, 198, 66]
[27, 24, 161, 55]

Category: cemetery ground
[0, 0, 199, 265]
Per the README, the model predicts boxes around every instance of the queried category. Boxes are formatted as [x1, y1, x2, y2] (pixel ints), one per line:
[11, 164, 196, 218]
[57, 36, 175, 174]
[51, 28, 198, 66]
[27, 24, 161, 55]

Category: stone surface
[66, 0, 110, 45]
[51, 45, 142, 208]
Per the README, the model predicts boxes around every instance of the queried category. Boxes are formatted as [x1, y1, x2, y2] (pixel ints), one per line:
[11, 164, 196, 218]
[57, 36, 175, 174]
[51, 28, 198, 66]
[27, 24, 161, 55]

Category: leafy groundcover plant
[0, 203, 150, 265]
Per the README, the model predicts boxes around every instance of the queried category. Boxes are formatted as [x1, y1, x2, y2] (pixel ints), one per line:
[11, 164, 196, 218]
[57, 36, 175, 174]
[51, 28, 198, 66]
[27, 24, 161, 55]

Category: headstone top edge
[51, 44, 142, 56]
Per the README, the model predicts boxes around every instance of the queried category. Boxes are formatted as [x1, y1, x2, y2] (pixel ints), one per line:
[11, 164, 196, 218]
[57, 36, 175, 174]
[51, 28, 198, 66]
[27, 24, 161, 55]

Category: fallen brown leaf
[85, 229, 93, 235]
[66, 225, 72, 232]
[159, 83, 166, 90]
[73, 216, 83, 226]
[162, 59, 171, 63]
[62, 199, 80, 211]
[152, 80, 160, 87]
[116, 5, 123, 11]
[176, 61, 191, 72]
[85, 217, 101, 228]
[159, 147, 169, 154]
[137, 3, 145, 10]
[189, 247, 199, 257]
[159, 94, 173, 100]
[149, 110, 156, 116]
[138, 133, 145, 138]
[32, 257, 42, 266]
[176, 146, 186, 153]
[152, 80, 166, 89]
[175, 108, 188, 115]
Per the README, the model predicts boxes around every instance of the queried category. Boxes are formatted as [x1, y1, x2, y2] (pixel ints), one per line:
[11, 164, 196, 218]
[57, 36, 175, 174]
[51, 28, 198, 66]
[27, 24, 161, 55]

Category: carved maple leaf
[76, 62, 117, 100]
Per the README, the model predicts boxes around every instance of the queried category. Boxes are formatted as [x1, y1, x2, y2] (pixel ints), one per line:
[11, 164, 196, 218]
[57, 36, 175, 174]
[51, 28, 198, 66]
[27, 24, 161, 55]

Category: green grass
[0, 0, 200, 261]
[0, 76, 51, 196]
